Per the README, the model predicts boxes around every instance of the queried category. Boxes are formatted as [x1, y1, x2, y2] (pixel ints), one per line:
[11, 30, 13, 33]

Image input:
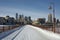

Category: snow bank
[14, 25, 60, 40]
[0, 26, 23, 40]
[1, 25, 60, 40]
[2, 26, 24, 40]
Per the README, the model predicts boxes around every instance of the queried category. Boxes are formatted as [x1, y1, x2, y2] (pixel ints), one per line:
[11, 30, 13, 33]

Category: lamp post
[52, 2, 56, 33]
[49, 1, 56, 33]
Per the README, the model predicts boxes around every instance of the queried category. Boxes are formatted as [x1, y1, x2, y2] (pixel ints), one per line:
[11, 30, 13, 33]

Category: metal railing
[0, 25, 19, 33]
[32, 24, 60, 34]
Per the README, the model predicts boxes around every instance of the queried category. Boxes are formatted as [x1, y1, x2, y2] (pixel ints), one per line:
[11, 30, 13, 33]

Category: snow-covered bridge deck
[0, 25, 60, 40]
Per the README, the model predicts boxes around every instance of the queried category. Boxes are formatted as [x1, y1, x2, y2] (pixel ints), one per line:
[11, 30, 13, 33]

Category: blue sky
[0, 0, 60, 20]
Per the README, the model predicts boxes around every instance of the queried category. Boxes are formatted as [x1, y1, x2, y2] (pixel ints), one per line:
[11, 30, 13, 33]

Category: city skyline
[0, 0, 60, 20]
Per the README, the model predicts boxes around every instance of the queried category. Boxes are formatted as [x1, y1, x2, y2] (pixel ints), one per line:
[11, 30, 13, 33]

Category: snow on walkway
[1, 26, 24, 40]
[2, 25, 60, 40]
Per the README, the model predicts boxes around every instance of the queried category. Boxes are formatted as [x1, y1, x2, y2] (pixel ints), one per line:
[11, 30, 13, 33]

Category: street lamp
[49, 1, 56, 33]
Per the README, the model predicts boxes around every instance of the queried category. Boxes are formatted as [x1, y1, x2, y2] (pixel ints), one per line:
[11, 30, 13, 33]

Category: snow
[1, 26, 24, 40]
[0, 26, 23, 39]
[0, 25, 16, 27]
[1, 25, 60, 40]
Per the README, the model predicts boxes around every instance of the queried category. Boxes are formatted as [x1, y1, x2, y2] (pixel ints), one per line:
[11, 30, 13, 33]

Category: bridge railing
[0, 25, 19, 33]
[32, 24, 60, 34]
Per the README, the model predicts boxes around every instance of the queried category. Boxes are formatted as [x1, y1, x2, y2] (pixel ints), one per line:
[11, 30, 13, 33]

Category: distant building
[24, 16, 28, 24]
[48, 13, 52, 23]
[24, 16, 32, 24]
[19, 15, 21, 22]
[5, 16, 9, 19]
[16, 13, 18, 22]
[0, 17, 6, 25]
[28, 16, 32, 24]
[57, 19, 60, 23]
[37, 18, 45, 24]
[19, 15, 25, 25]
[5, 16, 15, 25]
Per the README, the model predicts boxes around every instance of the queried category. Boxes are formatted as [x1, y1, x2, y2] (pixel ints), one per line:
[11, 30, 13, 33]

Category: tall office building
[19, 14, 25, 25]
[16, 13, 18, 22]
[48, 13, 52, 23]
[19, 15, 24, 22]
[57, 19, 59, 23]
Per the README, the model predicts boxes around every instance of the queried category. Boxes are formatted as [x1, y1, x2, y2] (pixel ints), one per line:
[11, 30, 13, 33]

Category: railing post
[3, 26, 4, 32]
[9, 26, 10, 30]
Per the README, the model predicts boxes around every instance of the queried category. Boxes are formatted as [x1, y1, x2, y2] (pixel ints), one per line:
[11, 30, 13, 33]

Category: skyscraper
[19, 14, 25, 25]
[48, 13, 52, 23]
[16, 13, 18, 22]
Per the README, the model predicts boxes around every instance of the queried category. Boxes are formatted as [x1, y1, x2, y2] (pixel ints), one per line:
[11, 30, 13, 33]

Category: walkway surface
[0, 25, 60, 40]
